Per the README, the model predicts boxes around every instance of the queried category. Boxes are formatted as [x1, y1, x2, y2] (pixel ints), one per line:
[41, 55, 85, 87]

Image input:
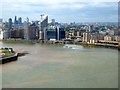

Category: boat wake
[63, 44, 83, 50]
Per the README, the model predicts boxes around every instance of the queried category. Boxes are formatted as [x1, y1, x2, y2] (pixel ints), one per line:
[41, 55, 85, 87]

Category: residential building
[104, 35, 112, 41]
[83, 32, 91, 43]
[28, 23, 39, 40]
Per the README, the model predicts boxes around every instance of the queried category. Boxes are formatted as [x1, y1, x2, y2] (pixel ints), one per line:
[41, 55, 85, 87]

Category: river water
[0, 42, 118, 88]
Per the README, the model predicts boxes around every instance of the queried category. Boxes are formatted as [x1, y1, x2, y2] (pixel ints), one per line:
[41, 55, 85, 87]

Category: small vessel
[0, 48, 18, 64]
[63, 44, 83, 50]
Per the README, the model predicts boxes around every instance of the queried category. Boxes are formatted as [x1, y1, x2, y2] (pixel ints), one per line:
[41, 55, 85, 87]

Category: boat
[0, 48, 18, 64]
[63, 44, 83, 50]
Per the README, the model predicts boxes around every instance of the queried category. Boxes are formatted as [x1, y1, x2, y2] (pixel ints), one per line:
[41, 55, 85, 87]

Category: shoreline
[0, 39, 119, 50]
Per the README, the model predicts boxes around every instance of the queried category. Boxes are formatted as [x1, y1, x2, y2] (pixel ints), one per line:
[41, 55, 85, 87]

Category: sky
[0, 0, 119, 23]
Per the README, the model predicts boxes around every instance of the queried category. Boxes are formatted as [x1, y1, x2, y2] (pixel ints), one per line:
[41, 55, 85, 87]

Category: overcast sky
[0, 0, 119, 23]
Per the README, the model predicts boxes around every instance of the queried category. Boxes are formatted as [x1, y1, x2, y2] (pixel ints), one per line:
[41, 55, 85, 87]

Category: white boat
[63, 44, 83, 50]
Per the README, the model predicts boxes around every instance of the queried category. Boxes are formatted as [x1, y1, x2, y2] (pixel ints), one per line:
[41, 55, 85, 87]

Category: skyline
[0, 0, 119, 23]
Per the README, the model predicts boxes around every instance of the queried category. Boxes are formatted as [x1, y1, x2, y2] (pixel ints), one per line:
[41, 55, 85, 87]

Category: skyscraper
[26, 17, 29, 23]
[57, 27, 65, 40]
[0, 18, 3, 24]
[8, 18, 12, 29]
[51, 19, 55, 26]
[18, 17, 22, 25]
[8, 18, 13, 38]
[24, 17, 29, 40]
[40, 14, 48, 31]
[14, 16, 17, 24]
[39, 14, 48, 39]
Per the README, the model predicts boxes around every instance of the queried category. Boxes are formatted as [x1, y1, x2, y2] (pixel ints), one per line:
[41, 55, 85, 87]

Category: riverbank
[1, 39, 119, 50]
[0, 39, 36, 43]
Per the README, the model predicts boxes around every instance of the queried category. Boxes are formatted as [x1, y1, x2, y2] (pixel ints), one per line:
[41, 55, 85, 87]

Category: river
[0, 42, 118, 88]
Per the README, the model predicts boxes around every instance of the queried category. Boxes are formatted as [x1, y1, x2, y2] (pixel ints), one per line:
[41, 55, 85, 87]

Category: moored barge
[0, 48, 18, 64]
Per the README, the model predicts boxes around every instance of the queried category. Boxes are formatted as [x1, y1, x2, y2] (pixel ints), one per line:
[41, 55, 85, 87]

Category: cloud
[1, 0, 118, 22]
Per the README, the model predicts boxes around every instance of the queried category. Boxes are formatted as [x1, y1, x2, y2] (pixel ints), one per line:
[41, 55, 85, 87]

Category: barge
[0, 48, 18, 64]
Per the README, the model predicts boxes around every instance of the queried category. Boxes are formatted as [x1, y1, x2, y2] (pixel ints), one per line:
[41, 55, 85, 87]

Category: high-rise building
[51, 19, 55, 26]
[24, 17, 29, 40]
[26, 17, 29, 23]
[88, 25, 94, 32]
[10, 28, 24, 39]
[40, 14, 48, 31]
[34, 21, 39, 26]
[39, 14, 48, 39]
[89, 33, 98, 44]
[0, 28, 3, 40]
[14, 16, 17, 24]
[44, 27, 56, 40]
[18, 17, 22, 25]
[44, 26, 65, 41]
[28, 23, 39, 40]
[0, 18, 3, 24]
[8, 18, 13, 38]
[57, 27, 65, 40]
[82, 32, 91, 43]
[8, 18, 12, 28]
